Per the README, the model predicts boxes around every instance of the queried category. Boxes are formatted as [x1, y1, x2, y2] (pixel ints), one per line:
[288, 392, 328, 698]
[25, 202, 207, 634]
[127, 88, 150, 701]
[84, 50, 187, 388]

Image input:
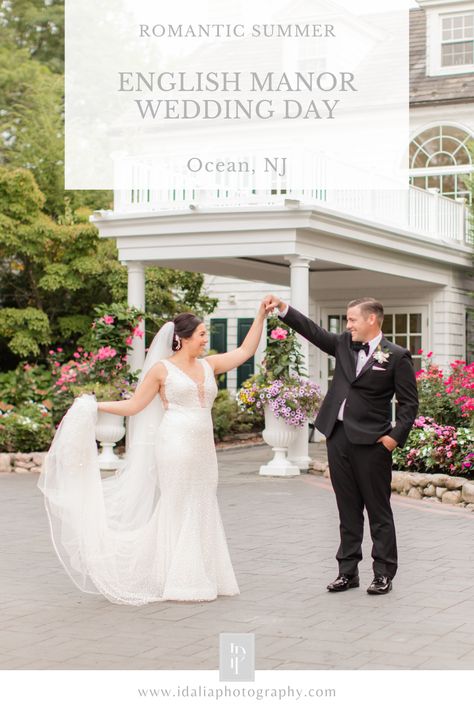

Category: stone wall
[309, 459, 474, 512]
[0, 452, 46, 474]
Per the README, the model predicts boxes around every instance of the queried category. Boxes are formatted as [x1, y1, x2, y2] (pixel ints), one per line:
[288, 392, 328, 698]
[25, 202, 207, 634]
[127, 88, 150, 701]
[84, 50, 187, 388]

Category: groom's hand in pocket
[377, 435, 398, 452]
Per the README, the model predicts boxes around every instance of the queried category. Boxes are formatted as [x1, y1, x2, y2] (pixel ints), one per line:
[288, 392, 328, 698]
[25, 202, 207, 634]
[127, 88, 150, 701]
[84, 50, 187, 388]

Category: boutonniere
[373, 345, 391, 365]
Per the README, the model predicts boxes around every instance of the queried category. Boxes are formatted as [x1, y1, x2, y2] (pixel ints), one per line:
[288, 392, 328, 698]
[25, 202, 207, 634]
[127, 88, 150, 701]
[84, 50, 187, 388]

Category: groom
[264, 295, 418, 595]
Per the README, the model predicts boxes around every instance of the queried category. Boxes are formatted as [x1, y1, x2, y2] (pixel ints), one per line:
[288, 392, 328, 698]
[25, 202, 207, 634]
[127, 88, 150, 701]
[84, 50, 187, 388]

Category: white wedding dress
[38, 345, 240, 606]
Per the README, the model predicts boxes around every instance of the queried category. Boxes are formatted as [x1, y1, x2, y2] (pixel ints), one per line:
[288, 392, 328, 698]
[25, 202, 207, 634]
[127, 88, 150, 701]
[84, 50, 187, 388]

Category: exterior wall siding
[431, 283, 473, 367]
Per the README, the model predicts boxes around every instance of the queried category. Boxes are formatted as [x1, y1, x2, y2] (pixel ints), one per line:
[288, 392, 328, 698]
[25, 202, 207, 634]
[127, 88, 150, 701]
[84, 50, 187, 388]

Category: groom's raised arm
[279, 305, 339, 356]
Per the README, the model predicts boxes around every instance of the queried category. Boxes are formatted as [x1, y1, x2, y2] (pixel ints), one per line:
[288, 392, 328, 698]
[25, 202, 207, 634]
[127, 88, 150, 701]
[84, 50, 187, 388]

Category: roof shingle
[410, 7, 474, 106]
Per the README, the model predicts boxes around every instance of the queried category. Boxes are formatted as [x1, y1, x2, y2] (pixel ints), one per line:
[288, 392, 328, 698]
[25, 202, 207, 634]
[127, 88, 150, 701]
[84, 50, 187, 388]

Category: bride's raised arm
[96, 362, 165, 417]
[206, 301, 268, 376]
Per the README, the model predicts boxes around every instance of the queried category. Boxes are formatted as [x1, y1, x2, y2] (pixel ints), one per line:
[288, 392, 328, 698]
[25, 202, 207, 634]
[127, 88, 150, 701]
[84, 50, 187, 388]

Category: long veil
[37, 322, 175, 604]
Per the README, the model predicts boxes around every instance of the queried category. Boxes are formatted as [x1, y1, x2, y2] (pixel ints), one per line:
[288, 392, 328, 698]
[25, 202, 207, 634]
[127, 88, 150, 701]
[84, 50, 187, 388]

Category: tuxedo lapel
[341, 335, 357, 380]
[355, 352, 375, 380]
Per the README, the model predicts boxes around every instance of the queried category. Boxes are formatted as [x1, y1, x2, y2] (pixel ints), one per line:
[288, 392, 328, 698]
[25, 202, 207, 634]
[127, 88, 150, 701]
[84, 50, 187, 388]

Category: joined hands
[262, 294, 287, 315]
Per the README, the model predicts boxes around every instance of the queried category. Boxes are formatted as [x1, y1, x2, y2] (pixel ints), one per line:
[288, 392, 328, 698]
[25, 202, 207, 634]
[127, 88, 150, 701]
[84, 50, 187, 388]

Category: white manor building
[202, 0, 474, 389]
[92, 0, 474, 468]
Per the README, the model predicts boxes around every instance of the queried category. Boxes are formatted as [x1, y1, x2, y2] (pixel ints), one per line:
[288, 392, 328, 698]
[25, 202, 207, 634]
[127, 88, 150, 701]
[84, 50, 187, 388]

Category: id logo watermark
[219, 633, 255, 682]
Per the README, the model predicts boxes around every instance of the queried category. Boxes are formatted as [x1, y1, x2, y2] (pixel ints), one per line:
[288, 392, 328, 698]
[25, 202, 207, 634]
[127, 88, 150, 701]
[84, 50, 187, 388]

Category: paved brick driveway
[1, 443, 473, 670]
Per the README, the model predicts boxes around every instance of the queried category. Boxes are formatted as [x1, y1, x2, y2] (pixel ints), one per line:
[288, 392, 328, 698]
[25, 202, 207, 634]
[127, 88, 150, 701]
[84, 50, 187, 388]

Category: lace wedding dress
[38, 337, 240, 606]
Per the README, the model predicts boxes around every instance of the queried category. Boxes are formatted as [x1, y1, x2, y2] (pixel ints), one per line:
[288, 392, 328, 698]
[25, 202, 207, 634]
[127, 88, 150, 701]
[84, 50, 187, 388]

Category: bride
[38, 302, 268, 606]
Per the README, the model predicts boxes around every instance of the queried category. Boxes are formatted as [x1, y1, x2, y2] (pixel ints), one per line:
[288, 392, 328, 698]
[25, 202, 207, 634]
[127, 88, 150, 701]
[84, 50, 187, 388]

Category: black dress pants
[326, 421, 398, 579]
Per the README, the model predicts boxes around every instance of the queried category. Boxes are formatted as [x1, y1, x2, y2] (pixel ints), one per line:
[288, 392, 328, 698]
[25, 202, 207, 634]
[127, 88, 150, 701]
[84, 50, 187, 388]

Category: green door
[237, 318, 254, 388]
[210, 318, 227, 389]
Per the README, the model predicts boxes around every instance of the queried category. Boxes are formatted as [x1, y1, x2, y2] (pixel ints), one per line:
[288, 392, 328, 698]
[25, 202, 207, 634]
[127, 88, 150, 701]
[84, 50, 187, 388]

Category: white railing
[113, 168, 470, 246]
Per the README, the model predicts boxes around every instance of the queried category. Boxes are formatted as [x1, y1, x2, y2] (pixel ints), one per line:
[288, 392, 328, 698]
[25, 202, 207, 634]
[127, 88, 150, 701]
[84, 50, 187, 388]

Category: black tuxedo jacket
[280, 306, 419, 447]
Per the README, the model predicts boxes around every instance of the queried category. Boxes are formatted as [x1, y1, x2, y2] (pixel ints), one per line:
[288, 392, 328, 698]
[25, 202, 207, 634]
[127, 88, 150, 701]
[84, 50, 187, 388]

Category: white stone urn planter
[95, 411, 125, 470]
[259, 406, 300, 477]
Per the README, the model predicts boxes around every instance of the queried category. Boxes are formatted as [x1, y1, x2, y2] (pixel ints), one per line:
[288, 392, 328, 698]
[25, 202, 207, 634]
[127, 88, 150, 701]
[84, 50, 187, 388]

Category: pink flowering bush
[416, 352, 473, 427]
[443, 360, 474, 423]
[48, 345, 133, 425]
[50, 345, 127, 389]
[395, 352, 474, 477]
[0, 304, 145, 451]
[392, 415, 474, 478]
[82, 303, 144, 362]
[48, 305, 144, 425]
[96, 346, 118, 360]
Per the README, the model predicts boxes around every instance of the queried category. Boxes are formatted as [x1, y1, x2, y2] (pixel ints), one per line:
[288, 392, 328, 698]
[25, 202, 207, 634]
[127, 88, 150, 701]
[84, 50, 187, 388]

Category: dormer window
[425, 4, 474, 76]
[441, 12, 474, 67]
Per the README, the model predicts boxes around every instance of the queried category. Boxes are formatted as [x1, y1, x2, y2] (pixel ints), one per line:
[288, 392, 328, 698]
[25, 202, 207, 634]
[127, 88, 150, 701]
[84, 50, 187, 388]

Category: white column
[125, 261, 146, 374]
[286, 255, 312, 471]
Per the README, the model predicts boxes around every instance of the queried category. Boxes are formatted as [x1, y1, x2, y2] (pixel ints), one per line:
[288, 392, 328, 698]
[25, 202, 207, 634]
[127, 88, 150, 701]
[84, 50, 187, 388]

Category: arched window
[409, 124, 473, 203]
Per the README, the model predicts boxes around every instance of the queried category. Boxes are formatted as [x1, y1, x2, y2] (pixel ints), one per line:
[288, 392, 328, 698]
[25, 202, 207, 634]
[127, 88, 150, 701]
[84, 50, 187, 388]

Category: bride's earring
[175, 335, 182, 350]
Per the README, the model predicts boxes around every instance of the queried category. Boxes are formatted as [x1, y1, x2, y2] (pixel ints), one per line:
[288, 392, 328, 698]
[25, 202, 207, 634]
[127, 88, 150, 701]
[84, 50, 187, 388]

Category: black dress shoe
[367, 575, 392, 595]
[327, 574, 360, 592]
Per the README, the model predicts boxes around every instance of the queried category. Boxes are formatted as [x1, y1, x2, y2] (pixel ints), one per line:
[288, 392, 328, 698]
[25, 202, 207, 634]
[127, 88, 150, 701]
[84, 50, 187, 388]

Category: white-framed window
[427, 7, 474, 76]
[409, 124, 473, 204]
[441, 12, 474, 67]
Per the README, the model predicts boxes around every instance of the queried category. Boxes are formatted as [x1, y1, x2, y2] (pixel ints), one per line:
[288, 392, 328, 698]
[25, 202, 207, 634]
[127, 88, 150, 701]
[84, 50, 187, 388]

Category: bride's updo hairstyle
[172, 313, 204, 351]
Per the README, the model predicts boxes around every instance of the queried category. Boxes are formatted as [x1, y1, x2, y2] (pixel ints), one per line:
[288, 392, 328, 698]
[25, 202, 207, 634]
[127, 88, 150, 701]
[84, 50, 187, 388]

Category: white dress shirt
[337, 331, 382, 420]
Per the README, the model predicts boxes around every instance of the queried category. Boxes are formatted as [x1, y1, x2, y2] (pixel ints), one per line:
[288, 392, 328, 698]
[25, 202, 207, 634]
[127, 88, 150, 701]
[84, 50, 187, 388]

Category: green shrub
[0, 363, 53, 406]
[212, 389, 264, 441]
[0, 402, 54, 452]
[70, 381, 133, 401]
[0, 364, 56, 451]
[212, 390, 237, 440]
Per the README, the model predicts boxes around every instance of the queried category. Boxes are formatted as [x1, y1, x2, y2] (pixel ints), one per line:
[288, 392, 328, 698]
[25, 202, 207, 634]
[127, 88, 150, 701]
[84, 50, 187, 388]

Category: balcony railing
[113, 164, 470, 246]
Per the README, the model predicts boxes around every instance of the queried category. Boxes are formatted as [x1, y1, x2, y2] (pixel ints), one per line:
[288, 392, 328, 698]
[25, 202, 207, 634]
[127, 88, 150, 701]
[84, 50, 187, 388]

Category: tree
[0, 44, 64, 216]
[0, 40, 112, 218]
[0, 4, 218, 369]
[107, 266, 218, 336]
[0, 166, 106, 364]
[0, 0, 64, 74]
[0, 167, 217, 368]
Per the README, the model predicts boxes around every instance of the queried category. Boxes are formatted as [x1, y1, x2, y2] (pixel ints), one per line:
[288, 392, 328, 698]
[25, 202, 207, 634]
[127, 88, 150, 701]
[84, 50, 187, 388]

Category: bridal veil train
[37, 321, 240, 605]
